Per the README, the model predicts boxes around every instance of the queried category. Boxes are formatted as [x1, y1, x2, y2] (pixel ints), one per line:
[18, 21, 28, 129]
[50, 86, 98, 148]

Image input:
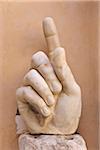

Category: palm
[16, 17, 81, 135]
[52, 90, 81, 134]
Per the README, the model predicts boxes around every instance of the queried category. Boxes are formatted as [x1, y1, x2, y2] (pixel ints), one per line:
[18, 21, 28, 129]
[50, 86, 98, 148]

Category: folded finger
[16, 86, 51, 117]
[23, 69, 55, 106]
[31, 51, 62, 94]
[16, 88, 45, 132]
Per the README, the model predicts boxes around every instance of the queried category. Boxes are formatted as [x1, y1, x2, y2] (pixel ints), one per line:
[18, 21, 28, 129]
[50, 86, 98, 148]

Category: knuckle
[50, 47, 66, 67]
[46, 95, 55, 106]
[54, 47, 65, 54]
[41, 106, 51, 117]
[23, 86, 29, 97]
[24, 69, 36, 81]
[51, 81, 62, 94]
[50, 47, 65, 59]
[16, 87, 24, 99]
[31, 51, 49, 68]
[32, 51, 46, 58]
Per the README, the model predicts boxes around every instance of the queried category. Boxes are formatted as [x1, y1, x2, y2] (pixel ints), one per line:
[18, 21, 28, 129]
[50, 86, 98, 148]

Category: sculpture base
[18, 134, 87, 150]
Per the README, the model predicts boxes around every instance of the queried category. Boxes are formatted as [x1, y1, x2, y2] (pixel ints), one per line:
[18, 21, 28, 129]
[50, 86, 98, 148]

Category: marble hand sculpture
[16, 17, 81, 135]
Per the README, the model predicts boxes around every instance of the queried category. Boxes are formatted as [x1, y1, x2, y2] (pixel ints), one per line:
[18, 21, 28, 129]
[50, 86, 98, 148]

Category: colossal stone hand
[16, 17, 81, 135]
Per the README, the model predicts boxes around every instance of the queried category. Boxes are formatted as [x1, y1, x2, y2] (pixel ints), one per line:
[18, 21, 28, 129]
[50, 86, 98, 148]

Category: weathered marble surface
[18, 134, 87, 150]
[16, 17, 82, 135]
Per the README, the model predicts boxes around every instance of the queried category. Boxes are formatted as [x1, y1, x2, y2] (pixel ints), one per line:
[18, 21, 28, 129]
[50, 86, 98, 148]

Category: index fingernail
[43, 17, 57, 37]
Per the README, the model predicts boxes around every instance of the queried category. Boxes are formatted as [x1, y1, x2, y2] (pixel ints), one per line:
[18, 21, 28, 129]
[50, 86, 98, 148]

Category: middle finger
[31, 51, 62, 94]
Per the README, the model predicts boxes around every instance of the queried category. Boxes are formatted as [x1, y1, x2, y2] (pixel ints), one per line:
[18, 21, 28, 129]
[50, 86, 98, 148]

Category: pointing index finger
[43, 17, 60, 53]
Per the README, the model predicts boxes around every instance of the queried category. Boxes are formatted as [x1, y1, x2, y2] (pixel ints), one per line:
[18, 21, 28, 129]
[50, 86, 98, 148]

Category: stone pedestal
[18, 134, 87, 150]
[16, 115, 87, 150]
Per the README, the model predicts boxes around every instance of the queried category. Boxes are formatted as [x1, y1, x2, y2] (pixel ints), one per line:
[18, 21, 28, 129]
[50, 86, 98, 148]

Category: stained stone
[18, 134, 87, 150]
